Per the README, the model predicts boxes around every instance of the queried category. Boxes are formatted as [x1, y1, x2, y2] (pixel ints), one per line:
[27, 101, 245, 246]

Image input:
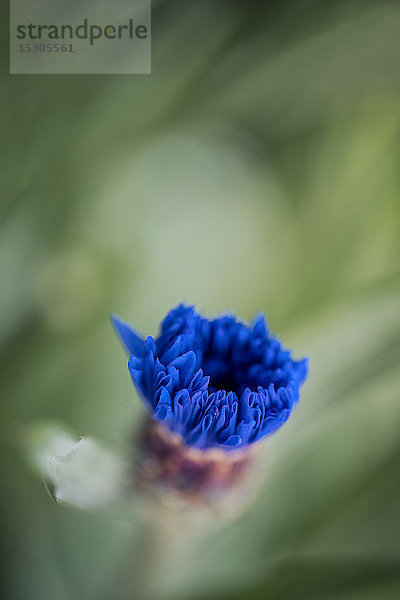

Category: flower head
[112, 305, 308, 452]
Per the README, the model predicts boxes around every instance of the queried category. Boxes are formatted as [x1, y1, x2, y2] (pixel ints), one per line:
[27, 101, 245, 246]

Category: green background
[1, 1, 400, 599]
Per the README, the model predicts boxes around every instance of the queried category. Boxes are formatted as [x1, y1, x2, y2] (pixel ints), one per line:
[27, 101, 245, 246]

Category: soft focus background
[1, 1, 400, 599]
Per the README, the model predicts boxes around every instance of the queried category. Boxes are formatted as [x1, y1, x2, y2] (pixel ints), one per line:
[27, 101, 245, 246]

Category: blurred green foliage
[1, 1, 400, 599]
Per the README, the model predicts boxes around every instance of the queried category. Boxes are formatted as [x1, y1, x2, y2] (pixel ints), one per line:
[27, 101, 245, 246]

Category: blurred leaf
[193, 556, 400, 600]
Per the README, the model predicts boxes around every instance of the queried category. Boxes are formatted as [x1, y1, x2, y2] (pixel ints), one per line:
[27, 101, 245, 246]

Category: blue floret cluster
[112, 305, 308, 450]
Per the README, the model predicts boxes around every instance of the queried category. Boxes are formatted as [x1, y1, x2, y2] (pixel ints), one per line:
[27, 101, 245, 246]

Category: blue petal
[251, 313, 268, 340]
[223, 435, 242, 448]
[111, 313, 146, 357]
[161, 335, 186, 364]
[294, 357, 309, 384]
[170, 351, 197, 386]
[154, 387, 173, 422]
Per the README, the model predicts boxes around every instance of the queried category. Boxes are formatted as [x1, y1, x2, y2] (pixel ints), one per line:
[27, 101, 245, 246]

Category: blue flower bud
[112, 305, 308, 451]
